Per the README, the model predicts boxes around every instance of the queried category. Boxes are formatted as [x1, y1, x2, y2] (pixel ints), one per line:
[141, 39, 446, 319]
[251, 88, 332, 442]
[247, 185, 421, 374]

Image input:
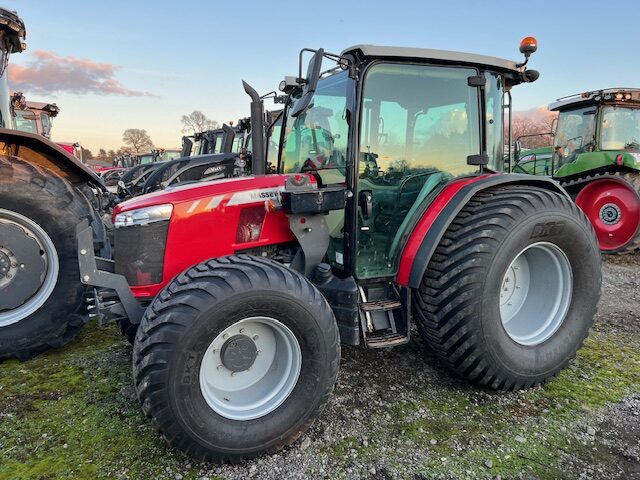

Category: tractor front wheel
[414, 185, 601, 390]
[133, 255, 340, 462]
[574, 173, 640, 254]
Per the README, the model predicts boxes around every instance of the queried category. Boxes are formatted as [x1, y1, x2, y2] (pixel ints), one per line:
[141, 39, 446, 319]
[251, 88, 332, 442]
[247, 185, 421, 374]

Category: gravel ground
[193, 255, 640, 480]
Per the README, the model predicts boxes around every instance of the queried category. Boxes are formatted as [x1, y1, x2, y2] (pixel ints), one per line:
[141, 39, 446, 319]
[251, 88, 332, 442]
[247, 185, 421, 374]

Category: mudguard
[396, 173, 568, 288]
[0, 128, 104, 188]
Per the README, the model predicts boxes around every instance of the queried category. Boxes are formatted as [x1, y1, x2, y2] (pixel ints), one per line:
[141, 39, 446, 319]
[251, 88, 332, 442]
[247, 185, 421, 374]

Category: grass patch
[0, 322, 214, 480]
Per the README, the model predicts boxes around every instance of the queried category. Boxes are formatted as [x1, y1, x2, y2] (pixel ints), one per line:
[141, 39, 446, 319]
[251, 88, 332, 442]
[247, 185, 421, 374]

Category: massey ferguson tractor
[78, 40, 601, 462]
[513, 88, 640, 253]
[0, 8, 109, 360]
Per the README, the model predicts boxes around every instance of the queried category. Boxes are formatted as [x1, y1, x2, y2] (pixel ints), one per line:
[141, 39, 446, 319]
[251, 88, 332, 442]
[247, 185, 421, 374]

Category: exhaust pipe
[242, 80, 265, 175]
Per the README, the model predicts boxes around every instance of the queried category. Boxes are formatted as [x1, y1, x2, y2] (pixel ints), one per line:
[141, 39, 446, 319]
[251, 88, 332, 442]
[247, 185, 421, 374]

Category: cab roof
[341, 44, 520, 73]
[549, 88, 640, 111]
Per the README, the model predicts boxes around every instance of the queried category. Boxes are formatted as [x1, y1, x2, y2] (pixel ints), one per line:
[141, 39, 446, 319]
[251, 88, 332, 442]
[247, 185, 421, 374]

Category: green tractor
[513, 88, 640, 253]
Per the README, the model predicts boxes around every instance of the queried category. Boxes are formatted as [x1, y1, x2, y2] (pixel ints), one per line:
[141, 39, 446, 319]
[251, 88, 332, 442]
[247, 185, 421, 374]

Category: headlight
[114, 204, 173, 228]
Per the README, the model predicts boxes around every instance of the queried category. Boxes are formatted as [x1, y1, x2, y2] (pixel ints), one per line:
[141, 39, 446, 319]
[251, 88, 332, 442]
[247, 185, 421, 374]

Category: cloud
[8, 50, 157, 97]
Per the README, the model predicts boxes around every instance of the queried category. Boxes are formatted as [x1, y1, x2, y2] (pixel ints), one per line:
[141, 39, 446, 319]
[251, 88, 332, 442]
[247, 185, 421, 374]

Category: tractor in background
[78, 40, 601, 462]
[513, 88, 640, 253]
[11, 94, 59, 139]
[0, 8, 109, 360]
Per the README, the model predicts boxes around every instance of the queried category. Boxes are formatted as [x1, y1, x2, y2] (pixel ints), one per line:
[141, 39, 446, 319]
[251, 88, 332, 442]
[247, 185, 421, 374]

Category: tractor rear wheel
[574, 173, 640, 254]
[0, 156, 94, 360]
[414, 185, 601, 390]
[133, 255, 340, 462]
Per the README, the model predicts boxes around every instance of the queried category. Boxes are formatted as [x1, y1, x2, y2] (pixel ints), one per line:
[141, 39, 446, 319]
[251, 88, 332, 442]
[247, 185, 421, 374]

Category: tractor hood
[114, 174, 293, 215]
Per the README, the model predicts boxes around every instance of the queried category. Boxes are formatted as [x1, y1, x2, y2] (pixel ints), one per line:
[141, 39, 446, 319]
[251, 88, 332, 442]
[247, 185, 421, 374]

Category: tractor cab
[277, 44, 536, 280]
[12, 98, 60, 138]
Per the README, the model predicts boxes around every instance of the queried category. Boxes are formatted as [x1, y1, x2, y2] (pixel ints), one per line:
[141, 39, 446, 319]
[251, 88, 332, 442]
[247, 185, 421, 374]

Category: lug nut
[80, 249, 87, 255]
[223, 333, 229, 339]
[253, 335, 259, 341]
[239, 328, 245, 334]
[217, 364, 223, 370]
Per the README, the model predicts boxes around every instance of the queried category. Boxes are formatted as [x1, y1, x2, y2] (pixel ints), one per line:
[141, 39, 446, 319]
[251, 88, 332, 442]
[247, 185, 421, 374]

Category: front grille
[114, 221, 169, 286]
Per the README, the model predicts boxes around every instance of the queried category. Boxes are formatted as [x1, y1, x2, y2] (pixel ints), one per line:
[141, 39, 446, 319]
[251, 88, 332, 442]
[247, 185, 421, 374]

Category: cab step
[365, 332, 409, 348]
[358, 284, 410, 349]
[360, 299, 402, 312]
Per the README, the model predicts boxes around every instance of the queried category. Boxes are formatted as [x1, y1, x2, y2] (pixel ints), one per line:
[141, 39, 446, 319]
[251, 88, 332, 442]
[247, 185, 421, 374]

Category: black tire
[0, 156, 95, 361]
[414, 185, 601, 390]
[133, 255, 340, 462]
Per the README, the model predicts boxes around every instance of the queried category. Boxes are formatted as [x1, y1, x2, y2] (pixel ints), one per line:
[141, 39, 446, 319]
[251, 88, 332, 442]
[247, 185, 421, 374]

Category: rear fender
[396, 173, 567, 288]
[0, 128, 104, 188]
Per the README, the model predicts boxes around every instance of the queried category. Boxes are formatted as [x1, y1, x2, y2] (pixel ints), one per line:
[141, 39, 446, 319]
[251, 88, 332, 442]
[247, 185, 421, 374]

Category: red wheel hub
[575, 178, 640, 251]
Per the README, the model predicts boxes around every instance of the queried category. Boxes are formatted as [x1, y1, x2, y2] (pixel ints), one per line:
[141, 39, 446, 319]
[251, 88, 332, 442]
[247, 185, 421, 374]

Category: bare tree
[181, 110, 219, 135]
[510, 108, 558, 149]
[122, 128, 154, 154]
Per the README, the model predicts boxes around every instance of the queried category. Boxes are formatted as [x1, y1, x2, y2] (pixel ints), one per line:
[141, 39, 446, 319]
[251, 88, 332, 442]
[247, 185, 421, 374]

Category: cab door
[356, 63, 482, 279]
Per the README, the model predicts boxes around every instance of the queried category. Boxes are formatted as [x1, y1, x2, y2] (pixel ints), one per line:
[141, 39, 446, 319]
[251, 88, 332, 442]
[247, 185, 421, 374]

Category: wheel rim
[499, 242, 573, 346]
[0, 208, 59, 327]
[199, 316, 302, 420]
[575, 178, 640, 251]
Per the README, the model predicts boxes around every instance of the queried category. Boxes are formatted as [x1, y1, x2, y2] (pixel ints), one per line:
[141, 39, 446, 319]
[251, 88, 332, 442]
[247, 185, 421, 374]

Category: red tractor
[79, 42, 601, 462]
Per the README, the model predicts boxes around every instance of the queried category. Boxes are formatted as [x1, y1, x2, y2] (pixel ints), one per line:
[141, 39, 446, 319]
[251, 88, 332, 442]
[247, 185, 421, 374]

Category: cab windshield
[553, 107, 596, 167]
[600, 106, 640, 150]
[280, 70, 350, 175]
[14, 110, 38, 134]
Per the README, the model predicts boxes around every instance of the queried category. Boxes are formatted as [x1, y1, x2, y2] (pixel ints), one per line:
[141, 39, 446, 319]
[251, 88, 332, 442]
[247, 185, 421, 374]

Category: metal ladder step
[360, 299, 402, 312]
[365, 332, 409, 348]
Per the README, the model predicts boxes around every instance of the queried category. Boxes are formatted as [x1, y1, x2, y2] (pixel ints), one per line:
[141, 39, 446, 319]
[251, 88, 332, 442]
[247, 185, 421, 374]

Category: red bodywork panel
[395, 175, 491, 286]
[114, 175, 299, 298]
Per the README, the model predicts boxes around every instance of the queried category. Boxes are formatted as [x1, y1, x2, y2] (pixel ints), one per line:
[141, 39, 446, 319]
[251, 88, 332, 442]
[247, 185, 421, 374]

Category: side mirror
[290, 48, 324, 118]
[524, 69, 540, 83]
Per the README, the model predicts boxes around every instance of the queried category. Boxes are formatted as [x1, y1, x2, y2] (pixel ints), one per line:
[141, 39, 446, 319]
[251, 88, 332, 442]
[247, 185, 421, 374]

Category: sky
[3, 0, 638, 152]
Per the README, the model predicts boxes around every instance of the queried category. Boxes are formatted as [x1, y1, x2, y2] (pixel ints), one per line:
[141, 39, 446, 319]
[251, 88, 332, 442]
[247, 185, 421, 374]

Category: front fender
[0, 128, 104, 188]
[396, 173, 567, 288]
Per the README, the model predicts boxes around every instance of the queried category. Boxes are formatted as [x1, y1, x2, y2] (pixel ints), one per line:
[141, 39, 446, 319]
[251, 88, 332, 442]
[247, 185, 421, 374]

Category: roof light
[616, 154, 624, 166]
[519, 36, 538, 56]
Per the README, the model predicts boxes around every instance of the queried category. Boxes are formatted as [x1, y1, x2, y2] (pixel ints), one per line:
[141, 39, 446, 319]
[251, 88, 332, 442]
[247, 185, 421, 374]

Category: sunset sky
[4, 0, 638, 153]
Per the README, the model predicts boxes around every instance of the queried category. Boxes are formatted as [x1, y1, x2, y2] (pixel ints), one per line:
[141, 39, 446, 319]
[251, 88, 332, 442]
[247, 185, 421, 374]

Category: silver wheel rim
[0, 208, 59, 327]
[499, 242, 572, 346]
[199, 316, 302, 420]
